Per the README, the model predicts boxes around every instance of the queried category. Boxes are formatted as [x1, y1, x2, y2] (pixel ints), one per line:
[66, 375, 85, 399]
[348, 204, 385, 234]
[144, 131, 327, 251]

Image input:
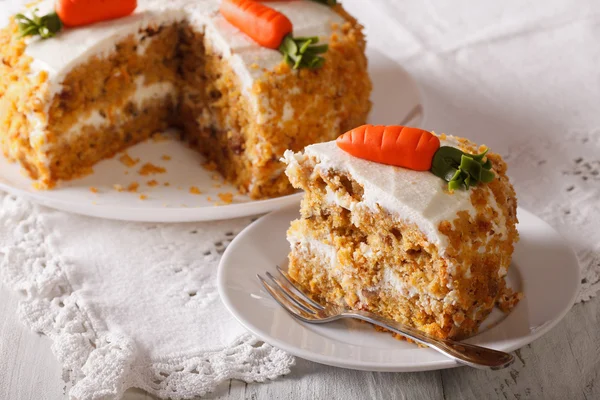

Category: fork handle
[345, 310, 514, 370]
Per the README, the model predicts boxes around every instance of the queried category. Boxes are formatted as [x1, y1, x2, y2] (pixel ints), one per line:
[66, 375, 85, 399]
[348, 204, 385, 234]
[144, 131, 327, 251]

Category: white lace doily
[0, 194, 293, 400]
[505, 130, 600, 302]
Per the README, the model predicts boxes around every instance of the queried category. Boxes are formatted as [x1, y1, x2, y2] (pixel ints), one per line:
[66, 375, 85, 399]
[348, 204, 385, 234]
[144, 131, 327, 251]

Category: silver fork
[257, 266, 514, 370]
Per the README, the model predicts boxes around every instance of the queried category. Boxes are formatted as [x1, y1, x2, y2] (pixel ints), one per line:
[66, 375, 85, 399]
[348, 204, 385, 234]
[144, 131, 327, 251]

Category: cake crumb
[127, 182, 139, 192]
[147, 180, 159, 187]
[164, 182, 170, 187]
[113, 184, 124, 192]
[189, 186, 202, 195]
[89, 187, 98, 193]
[202, 161, 218, 171]
[161, 154, 172, 161]
[218, 192, 234, 204]
[250, 63, 260, 69]
[211, 173, 221, 181]
[138, 163, 166, 176]
[119, 153, 140, 167]
[139, 194, 148, 200]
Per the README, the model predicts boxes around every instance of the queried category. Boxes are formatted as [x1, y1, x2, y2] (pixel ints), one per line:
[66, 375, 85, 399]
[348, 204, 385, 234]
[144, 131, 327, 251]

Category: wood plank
[0, 284, 66, 400]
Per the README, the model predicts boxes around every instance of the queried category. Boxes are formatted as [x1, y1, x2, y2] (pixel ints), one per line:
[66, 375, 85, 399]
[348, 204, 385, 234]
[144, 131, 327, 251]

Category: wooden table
[1, 284, 597, 399]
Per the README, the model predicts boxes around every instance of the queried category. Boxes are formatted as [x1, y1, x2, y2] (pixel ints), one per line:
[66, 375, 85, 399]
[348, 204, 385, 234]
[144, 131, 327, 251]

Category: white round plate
[0, 48, 423, 222]
[218, 205, 580, 372]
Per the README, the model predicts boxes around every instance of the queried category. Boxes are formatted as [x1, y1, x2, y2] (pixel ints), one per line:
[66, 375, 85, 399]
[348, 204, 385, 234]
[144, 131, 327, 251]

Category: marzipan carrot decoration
[220, 0, 293, 49]
[57, 0, 137, 27]
[220, 0, 329, 69]
[336, 125, 441, 171]
[16, 0, 137, 39]
[336, 125, 495, 190]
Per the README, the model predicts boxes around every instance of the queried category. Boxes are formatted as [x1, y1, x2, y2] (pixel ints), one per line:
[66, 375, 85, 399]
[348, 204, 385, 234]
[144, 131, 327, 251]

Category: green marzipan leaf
[15, 10, 62, 39]
[308, 0, 338, 6]
[430, 146, 495, 191]
[278, 34, 328, 70]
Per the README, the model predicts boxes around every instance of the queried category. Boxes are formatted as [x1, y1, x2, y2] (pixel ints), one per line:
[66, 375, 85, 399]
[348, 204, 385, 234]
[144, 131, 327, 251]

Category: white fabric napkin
[0, 194, 293, 399]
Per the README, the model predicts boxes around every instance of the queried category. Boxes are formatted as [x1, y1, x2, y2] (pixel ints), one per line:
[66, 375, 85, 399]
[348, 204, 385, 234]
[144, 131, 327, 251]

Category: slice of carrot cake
[0, 0, 371, 198]
[283, 125, 520, 340]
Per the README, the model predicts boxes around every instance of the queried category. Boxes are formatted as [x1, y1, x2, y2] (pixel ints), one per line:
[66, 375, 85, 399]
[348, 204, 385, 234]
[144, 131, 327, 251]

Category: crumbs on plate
[127, 182, 139, 192]
[118, 153, 140, 167]
[138, 163, 166, 176]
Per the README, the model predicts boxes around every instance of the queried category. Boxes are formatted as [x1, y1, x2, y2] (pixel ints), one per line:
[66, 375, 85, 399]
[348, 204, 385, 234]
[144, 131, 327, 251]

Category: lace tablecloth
[1, 0, 599, 399]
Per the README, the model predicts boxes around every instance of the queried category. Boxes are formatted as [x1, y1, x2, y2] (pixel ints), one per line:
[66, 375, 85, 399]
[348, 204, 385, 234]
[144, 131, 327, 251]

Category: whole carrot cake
[283, 125, 521, 340]
[0, 0, 371, 198]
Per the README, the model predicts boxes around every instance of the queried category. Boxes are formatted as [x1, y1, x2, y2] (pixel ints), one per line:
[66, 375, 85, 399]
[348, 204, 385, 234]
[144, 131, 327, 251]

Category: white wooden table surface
[1, 283, 598, 399]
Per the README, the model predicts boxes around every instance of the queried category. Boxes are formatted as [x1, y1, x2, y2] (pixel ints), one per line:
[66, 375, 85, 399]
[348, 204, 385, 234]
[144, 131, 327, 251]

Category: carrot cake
[283, 125, 520, 340]
[0, 0, 371, 198]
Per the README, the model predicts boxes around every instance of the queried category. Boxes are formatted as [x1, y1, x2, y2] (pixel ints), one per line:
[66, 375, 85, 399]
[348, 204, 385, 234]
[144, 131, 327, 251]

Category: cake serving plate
[0, 48, 424, 222]
[217, 205, 580, 372]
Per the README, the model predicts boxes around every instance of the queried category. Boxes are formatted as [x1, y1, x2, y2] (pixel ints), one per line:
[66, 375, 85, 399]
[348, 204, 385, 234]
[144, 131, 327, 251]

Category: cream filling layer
[289, 232, 478, 329]
[288, 230, 450, 304]
[35, 78, 176, 160]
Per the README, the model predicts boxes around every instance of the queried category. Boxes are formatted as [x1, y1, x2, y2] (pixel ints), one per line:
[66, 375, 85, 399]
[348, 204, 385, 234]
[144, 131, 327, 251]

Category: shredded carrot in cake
[139, 194, 148, 200]
[189, 186, 202, 195]
[113, 184, 124, 192]
[164, 182, 170, 187]
[138, 163, 166, 176]
[147, 179, 159, 187]
[161, 155, 171, 161]
[89, 187, 98, 193]
[118, 153, 140, 167]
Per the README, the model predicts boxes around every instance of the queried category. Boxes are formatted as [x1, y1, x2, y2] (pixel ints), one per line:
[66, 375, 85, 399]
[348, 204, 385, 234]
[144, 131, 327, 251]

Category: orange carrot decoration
[220, 0, 293, 50]
[336, 125, 441, 171]
[56, 0, 137, 28]
[16, 0, 137, 39]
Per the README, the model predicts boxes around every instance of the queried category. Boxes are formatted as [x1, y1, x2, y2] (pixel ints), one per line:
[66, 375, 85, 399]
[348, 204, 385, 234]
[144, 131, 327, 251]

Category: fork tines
[257, 266, 325, 322]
